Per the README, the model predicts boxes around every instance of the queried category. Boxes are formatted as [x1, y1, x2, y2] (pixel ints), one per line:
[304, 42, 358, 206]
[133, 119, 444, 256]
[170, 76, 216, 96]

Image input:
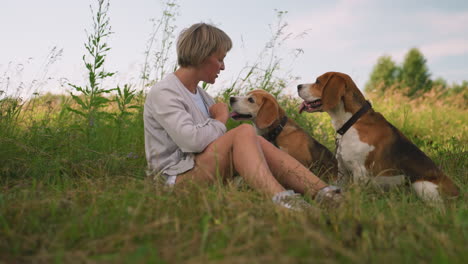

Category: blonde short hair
[177, 23, 232, 67]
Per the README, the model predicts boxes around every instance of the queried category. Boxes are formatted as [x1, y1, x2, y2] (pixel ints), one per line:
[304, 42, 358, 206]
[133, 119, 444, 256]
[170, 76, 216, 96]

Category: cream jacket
[144, 73, 226, 177]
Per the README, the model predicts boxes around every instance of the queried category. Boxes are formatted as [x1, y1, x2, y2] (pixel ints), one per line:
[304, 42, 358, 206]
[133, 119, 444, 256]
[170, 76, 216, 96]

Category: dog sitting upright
[230, 89, 338, 180]
[297, 71, 459, 203]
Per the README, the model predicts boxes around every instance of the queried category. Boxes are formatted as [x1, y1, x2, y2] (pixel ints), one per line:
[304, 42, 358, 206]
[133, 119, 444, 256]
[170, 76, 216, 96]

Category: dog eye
[248, 97, 254, 103]
[316, 78, 320, 84]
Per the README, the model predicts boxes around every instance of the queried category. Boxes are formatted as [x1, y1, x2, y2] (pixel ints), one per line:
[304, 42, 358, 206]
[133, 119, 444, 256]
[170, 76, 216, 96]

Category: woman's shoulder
[148, 74, 180, 97]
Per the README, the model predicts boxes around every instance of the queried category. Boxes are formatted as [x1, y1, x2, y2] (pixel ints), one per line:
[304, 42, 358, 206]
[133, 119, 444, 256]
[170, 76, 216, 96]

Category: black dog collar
[337, 101, 372, 136]
[262, 116, 288, 143]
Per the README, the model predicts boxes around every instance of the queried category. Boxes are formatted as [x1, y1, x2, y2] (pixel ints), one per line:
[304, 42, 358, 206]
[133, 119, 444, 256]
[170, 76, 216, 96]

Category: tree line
[365, 48, 467, 99]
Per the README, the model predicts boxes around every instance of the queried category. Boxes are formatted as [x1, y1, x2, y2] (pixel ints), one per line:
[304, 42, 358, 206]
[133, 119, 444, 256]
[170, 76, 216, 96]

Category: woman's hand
[209, 102, 229, 124]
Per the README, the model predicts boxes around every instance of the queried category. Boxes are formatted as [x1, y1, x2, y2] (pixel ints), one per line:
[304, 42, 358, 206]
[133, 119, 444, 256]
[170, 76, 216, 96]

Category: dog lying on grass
[297, 71, 460, 204]
[230, 89, 338, 181]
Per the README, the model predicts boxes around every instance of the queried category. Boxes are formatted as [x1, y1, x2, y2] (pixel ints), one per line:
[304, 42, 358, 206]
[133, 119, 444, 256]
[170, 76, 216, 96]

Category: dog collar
[336, 100, 372, 136]
[262, 116, 288, 144]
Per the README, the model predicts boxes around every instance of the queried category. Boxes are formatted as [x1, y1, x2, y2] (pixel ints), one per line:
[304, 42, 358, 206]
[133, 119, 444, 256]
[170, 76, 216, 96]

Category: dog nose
[229, 97, 236, 105]
[297, 84, 303, 91]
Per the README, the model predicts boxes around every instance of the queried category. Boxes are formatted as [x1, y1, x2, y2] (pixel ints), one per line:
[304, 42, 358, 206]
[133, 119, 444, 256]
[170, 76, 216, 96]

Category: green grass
[3, 1, 465, 261]
[0, 89, 467, 263]
[1, 175, 467, 263]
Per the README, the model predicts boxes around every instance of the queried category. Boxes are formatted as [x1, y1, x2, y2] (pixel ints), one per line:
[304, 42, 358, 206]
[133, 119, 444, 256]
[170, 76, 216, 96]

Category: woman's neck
[174, 67, 199, 94]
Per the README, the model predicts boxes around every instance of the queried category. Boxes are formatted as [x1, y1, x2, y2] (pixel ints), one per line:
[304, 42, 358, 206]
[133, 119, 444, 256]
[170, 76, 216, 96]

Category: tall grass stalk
[67, 0, 115, 139]
[141, 0, 179, 90]
[0, 47, 63, 134]
[221, 10, 304, 104]
[112, 84, 140, 143]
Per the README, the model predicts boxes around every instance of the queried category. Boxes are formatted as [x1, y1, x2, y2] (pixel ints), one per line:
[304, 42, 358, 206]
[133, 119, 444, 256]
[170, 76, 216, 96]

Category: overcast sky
[1, 0, 467, 98]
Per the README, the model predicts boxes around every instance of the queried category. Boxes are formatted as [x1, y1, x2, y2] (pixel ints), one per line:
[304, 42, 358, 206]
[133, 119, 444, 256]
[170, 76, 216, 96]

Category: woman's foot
[272, 190, 316, 212]
[315, 185, 343, 208]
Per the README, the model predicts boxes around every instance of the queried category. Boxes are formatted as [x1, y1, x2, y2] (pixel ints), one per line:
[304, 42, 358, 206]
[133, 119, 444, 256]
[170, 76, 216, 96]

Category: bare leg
[257, 136, 327, 197]
[175, 124, 285, 196]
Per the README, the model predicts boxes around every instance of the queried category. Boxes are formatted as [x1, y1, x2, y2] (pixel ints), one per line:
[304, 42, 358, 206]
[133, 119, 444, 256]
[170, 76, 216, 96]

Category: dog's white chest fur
[329, 103, 374, 183]
[336, 127, 375, 183]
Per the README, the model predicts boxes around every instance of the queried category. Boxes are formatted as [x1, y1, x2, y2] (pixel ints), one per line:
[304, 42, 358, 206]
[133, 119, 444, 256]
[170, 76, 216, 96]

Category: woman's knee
[256, 135, 270, 145]
[233, 124, 257, 138]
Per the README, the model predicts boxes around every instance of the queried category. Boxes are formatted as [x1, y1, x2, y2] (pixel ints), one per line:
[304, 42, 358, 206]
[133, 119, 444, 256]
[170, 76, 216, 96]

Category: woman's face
[197, 50, 227, 84]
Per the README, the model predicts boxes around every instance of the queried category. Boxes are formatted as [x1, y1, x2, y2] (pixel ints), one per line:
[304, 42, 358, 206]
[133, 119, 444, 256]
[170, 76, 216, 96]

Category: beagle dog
[297, 72, 460, 204]
[229, 89, 338, 180]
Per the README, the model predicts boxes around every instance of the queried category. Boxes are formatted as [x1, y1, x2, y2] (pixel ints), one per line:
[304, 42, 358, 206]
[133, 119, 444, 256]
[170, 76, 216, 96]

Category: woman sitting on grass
[143, 22, 342, 211]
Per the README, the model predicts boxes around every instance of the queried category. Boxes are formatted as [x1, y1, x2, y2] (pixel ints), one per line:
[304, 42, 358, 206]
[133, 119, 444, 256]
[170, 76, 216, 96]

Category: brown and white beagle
[229, 89, 338, 180]
[297, 71, 460, 204]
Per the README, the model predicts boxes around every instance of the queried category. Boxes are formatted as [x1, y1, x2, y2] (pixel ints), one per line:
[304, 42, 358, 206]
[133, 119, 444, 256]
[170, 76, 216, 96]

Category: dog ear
[256, 95, 279, 129]
[322, 74, 345, 111]
[344, 74, 366, 100]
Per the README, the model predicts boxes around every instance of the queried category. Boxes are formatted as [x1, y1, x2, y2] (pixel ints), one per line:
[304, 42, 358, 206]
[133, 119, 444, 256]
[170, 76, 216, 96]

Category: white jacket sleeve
[147, 86, 226, 153]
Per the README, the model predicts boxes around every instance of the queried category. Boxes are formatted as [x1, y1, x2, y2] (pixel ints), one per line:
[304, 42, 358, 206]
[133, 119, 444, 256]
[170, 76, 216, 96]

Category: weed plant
[67, 0, 116, 139]
[141, 0, 179, 90]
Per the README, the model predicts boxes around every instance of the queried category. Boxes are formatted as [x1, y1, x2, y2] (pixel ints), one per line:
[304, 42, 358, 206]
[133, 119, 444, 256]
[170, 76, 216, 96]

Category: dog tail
[437, 174, 460, 198]
[411, 174, 459, 205]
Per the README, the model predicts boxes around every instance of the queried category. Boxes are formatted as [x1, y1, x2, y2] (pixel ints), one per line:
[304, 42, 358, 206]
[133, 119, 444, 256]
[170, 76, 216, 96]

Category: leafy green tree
[365, 55, 399, 93]
[400, 48, 432, 97]
[432, 77, 448, 91]
[448, 80, 468, 102]
[451, 80, 468, 93]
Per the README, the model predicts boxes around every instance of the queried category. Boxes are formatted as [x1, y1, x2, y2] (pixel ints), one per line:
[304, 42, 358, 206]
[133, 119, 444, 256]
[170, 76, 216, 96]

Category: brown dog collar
[337, 100, 372, 136]
[262, 116, 288, 144]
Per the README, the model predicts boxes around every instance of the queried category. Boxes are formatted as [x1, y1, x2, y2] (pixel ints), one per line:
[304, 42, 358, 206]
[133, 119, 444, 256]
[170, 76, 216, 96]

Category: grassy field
[1, 0, 466, 262]
[0, 87, 467, 263]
